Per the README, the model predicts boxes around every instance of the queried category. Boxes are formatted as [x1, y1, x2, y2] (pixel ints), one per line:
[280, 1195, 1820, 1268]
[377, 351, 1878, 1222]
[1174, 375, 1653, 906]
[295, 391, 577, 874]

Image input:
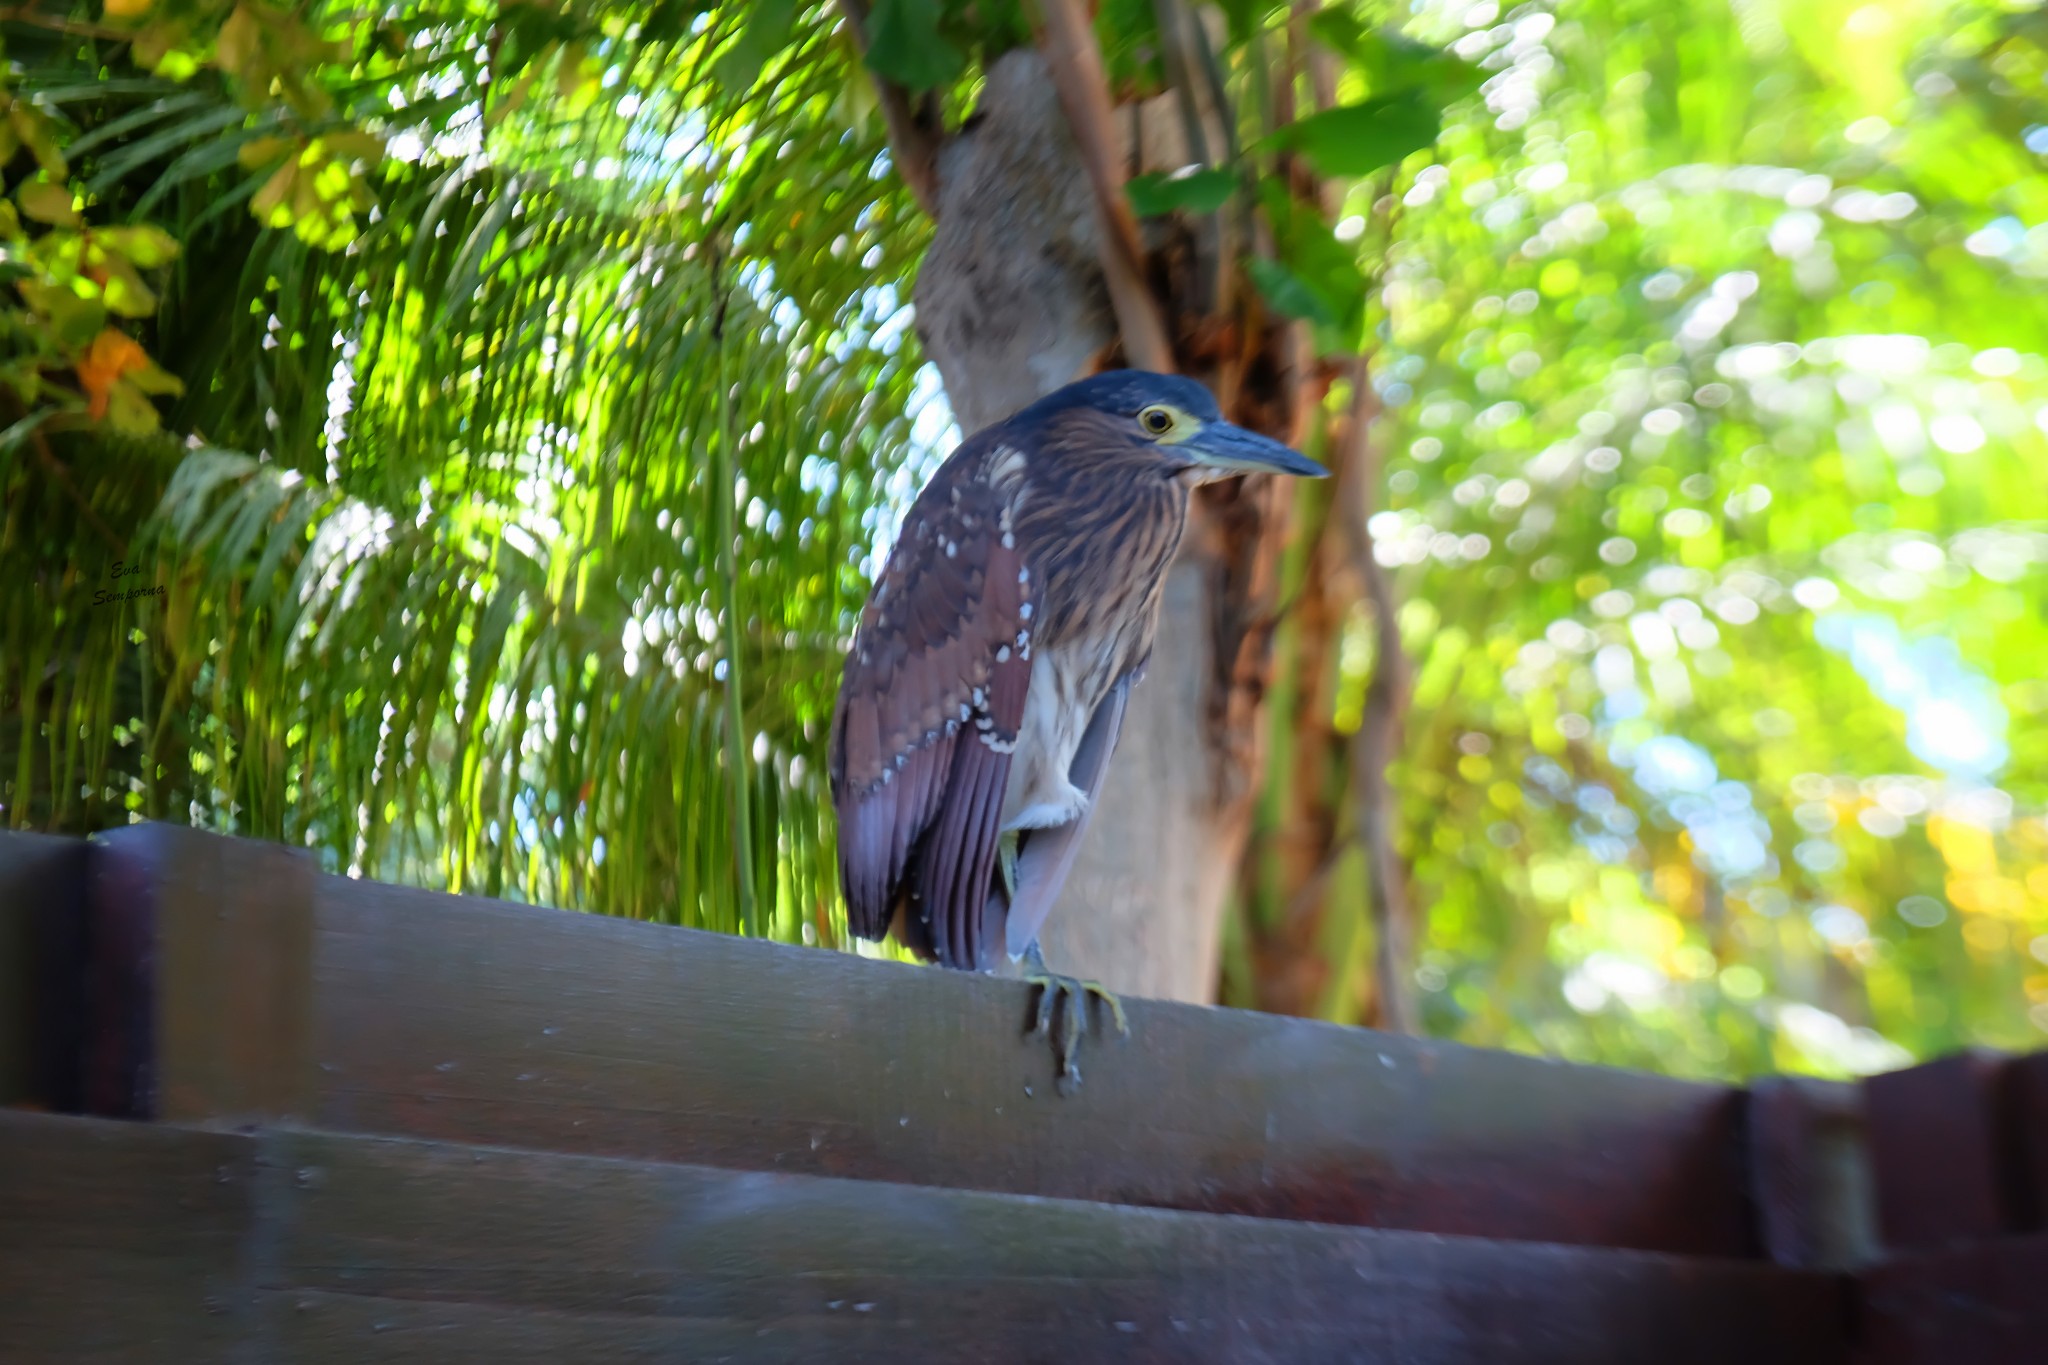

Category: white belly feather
[998, 645, 1102, 832]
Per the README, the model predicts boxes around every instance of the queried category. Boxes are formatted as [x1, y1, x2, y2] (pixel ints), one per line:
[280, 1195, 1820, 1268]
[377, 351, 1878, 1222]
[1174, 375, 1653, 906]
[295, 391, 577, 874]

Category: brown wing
[829, 450, 1036, 971]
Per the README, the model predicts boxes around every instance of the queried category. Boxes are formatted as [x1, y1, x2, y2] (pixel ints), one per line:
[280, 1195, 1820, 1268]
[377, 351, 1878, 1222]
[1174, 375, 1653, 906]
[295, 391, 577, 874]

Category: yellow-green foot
[1022, 941, 1129, 1094]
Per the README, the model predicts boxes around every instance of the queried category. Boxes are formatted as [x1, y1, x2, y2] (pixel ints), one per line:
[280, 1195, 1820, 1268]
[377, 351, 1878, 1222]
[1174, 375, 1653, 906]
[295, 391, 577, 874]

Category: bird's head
[1015, 370, 1327, 484]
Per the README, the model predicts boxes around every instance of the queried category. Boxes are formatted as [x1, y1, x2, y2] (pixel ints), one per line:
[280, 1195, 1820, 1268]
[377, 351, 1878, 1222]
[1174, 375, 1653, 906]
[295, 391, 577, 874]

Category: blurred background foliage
[2, 0, 2044, 1080]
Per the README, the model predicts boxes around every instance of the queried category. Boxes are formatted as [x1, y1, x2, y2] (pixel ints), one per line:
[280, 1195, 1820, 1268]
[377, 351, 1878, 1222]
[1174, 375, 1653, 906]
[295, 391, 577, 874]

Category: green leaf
[1127, 168, 1237, 217]
[1254, 177, 1366, 344]
[17, 280, 106, 348]
[1214, 0, 1263, 47]
[1247, 257, 1336, 327]
[1305, 16, 1484, 105]
[715, 0, 797, 95]
[1272, 93, 1441, 178]
[865, 0, 965, 93]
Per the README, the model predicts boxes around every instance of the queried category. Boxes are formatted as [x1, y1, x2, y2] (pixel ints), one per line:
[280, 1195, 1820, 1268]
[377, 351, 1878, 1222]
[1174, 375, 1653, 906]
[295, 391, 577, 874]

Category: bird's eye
[1139, 406, 1174, 435]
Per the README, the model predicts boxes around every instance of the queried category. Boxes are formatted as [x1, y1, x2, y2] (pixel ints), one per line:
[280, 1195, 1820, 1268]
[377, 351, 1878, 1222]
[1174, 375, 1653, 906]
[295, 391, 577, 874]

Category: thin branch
[1150, 0, 1211, 171]
[709, 244, 759, 937]
[11, 410, 125, 555]
[1336, 360, 1418, 1035]
[835, 0, 940, 219]
[1034, 0, 1175, 373]
[0, 7, 128, 40]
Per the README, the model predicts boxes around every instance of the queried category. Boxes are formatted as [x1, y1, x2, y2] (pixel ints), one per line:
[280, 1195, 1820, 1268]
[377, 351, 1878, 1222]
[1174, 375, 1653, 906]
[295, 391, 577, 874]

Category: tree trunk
[912, 51, 1284, 1003]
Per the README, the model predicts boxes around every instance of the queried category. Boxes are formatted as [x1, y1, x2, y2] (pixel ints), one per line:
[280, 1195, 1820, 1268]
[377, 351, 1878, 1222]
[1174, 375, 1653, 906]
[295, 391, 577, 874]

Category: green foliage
[1, 0, 934, 947]
[1270, 95, 1441, 178]
[866, 0, 966, 91]
[1238, 0, 2048, 1076]
[1127, 167, 1237, 217]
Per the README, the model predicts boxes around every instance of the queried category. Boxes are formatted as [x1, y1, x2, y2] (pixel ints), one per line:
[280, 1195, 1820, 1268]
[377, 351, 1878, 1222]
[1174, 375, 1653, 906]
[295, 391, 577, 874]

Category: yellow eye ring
[1139, 405, 1174, 435]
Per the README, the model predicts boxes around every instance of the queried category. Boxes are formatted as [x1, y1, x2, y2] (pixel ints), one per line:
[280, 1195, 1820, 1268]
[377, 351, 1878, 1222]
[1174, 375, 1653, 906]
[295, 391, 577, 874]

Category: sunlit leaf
[865, 0, 964, 92]
[1127, 168, 1236, 217]
[715, 0, 797, 95]
[1247, 257, 1336, 327]
[1272, 94, 1440, 178]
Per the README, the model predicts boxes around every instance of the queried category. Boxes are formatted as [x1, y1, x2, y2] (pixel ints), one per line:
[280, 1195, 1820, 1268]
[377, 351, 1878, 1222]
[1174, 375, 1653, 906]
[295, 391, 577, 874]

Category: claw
[1020, 941, 1127, 1094]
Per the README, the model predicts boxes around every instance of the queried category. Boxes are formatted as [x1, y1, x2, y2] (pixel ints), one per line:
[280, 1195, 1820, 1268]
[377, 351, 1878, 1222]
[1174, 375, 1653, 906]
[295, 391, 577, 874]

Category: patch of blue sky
[864, 362, 957, 575]
[1813, 612, 2009, 779]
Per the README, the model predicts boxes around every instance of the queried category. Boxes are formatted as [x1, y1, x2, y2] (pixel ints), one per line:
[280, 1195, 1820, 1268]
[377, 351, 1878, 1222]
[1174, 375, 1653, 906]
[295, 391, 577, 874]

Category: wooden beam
[0, 830, 87, 1113]
[2011, 1050, 2048, 1231]
[1748, 1075, 1879, 1270]
[8, 823, 1765, 1253]
[1853, 1235, 2048, 1365]
[0, 1111, 254, 1361]
[0, 1110, 1849, 1364]
[307, 841, 1757, 1253]
[1863, 1050, 2031, 1250]
[83, 823, 315, 1123]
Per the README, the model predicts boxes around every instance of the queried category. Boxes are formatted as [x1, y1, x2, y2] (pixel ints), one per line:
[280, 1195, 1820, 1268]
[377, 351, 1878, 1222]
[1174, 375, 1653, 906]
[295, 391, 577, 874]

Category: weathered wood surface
[11, 823, 1763, 1255]
[307, 850, 1756, 1255]
[87, 824, 315, 1123]
[0, 1110, 1848, 1365]
[1862, 1050, 2036, 1250]
[1747, 1075, 1878, 1271]
[1853, 1235, 2048, 1365]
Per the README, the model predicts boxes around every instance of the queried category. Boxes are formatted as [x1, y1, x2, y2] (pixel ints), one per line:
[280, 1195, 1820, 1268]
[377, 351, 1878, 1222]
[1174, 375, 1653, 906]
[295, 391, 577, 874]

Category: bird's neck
[1015, 466, 1189, 660]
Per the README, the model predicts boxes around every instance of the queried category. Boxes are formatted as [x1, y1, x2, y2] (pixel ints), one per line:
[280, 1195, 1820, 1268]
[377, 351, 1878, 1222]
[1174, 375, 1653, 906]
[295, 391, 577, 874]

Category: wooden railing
[1, 821, 2043, 1362]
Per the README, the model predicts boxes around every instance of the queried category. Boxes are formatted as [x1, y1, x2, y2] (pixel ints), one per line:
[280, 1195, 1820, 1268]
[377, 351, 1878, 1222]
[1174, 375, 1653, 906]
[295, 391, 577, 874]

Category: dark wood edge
[1747, 1075, 1879, 1271]
[0, 831, 89, 1112]
[1863, 1049, 2042, 1252]
[1851, 1233, 2048, 1365]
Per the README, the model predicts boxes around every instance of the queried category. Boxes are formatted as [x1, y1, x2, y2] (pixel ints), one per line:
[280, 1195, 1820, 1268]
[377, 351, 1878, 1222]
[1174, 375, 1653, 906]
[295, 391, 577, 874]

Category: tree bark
[912, 50, 1285, 1002]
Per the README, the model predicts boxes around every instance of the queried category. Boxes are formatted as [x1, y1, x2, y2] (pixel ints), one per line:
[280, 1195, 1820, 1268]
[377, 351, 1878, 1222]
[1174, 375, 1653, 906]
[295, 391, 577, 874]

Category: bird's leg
[998, 829, 1020, 903]
[1021, 939, 1129, 1095]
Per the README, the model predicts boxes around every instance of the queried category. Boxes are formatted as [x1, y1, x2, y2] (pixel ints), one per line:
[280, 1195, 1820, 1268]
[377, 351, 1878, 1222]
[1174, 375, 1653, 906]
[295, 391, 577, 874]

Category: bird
[828, 370, 1326, 1090]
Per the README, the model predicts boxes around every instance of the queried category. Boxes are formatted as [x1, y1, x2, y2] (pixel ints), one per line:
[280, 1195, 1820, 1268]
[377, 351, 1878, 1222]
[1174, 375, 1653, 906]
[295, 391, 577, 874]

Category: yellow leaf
[132, 20, 192, 76]
[9, 107, 68, 179]
[251, 161, 298, 226]
[128, 357, 184, 398]
[97, 258, 159, 318]
[291, 160, 325, 219]
[323, 130, 385, 165]
[17, 180, 81, 227]
[556, 41, 586, 102]
[105, 378, 164, 434]
[238, 135, 292, 170]
[97, 225, 180, 268]
[487, 64, 541, 130]
[103, 0, 155, 18]
[215, 5, 262, 78]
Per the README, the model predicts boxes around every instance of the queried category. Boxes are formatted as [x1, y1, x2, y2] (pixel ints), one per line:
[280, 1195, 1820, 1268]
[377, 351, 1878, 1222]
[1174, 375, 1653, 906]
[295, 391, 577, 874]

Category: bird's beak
[1186, 421, 1328, 479]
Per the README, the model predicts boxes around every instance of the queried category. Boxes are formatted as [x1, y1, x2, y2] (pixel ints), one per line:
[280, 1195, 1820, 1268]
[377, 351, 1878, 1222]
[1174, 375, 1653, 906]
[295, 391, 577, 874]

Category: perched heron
[829, 370, 1325, 1088]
